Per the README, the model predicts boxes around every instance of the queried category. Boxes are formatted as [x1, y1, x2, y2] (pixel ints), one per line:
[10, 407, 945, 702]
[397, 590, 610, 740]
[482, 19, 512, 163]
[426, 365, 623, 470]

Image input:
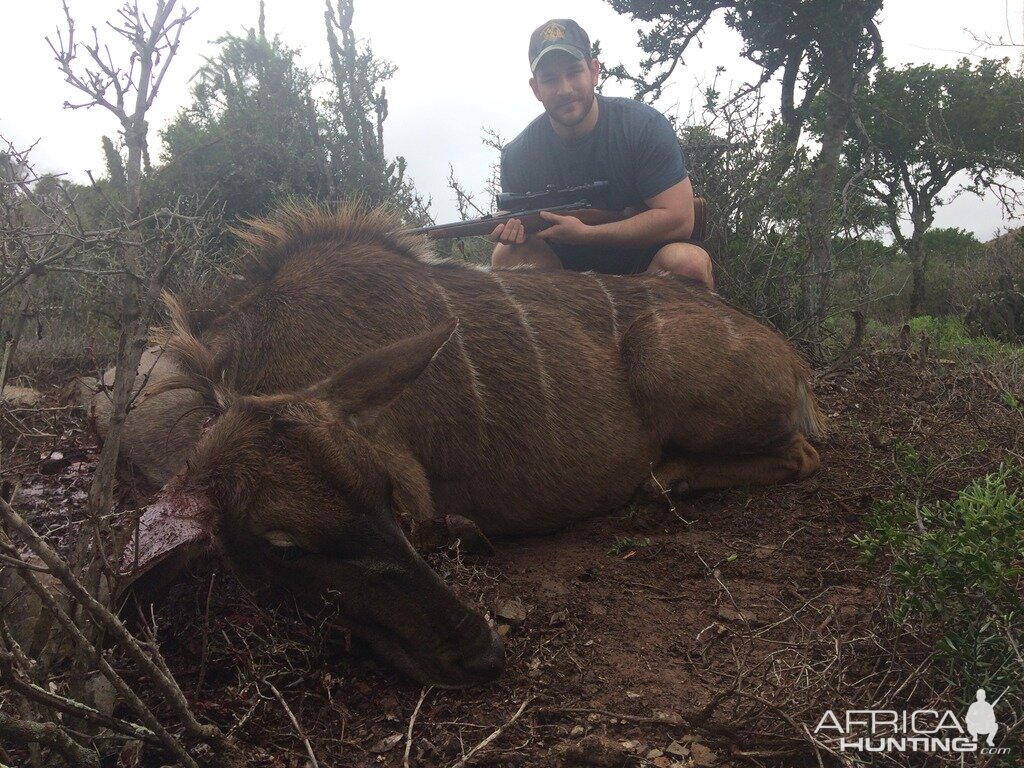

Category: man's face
[530, 52, 600, 129]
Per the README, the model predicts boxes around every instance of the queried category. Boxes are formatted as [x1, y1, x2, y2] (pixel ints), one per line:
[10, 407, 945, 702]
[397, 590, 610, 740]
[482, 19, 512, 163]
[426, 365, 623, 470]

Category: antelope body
[107, 206, 822, 686]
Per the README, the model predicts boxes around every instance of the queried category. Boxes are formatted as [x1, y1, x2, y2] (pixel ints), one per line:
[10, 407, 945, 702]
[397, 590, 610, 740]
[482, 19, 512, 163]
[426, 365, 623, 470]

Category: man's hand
[489, 218, 526, 245]
[534, 211, 591, 244]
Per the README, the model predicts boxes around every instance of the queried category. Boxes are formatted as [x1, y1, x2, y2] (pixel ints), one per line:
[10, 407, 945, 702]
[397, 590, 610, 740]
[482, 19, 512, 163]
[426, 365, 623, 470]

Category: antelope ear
[117, 480, 214, 604]
[305, 319, 458, 427]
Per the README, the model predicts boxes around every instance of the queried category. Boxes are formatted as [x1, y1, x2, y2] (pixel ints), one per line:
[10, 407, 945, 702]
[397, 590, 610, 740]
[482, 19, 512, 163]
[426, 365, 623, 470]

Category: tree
[607, 0, 883, 345]
[322, 0, 429, 221]
[154, 28, 326, 220]
[921, 227, 985, 265]
[152, 0, 430, 225]
[849, 59, 1024, 314]
[1, 3, 240, 764]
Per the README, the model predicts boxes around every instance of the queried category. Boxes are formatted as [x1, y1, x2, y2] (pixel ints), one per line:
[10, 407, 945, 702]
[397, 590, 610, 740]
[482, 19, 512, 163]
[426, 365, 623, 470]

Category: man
[491, 19, 713, 288]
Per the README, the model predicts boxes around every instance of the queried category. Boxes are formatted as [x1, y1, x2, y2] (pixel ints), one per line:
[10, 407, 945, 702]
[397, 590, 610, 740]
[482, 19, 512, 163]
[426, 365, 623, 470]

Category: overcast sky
[2, 0, 1022, 239]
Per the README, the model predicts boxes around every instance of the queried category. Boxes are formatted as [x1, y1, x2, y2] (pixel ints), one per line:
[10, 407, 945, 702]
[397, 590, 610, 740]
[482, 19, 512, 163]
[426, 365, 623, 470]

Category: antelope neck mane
[180, 203, 444, 332]
[230, 203, 431, 282]
[152, 203, 449, 402]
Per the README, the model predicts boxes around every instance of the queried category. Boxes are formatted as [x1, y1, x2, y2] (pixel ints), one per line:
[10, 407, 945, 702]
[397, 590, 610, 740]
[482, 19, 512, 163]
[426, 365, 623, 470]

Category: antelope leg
[646, 436, 819, 496]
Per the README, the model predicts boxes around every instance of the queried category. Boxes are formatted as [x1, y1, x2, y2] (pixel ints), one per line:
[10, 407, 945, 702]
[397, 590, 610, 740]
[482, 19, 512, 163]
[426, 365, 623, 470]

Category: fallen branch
[0, 654, 157, 745]
[404, 686, 432, 768]
[266, 680, 320, 768]
[449, 697, 534, 768]
[0, 710, 98, 767]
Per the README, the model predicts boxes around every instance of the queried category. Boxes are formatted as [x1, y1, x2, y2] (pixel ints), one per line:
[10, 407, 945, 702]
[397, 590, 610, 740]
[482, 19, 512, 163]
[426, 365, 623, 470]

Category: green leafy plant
[1000, 391, 1023, 413]
[853, 464, 1024, 695]
[607, 536, 651, 556]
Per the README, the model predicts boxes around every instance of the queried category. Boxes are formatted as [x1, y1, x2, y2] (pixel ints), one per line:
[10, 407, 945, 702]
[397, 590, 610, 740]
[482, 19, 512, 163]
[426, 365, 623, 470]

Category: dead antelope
[105, 204, 822, 686]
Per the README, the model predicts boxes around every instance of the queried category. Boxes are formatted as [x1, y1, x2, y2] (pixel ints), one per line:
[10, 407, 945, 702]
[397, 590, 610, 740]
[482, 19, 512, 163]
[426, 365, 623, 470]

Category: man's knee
[649, 243, 713, 288]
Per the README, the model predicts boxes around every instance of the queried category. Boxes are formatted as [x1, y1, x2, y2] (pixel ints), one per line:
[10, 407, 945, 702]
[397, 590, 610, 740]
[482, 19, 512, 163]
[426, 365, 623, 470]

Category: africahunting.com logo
[814, 688, 1011, 755]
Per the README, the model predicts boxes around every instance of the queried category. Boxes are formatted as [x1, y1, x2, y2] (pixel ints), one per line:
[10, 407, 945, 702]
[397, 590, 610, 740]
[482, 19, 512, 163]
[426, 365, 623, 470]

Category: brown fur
[111, 204, 824, 685]
[131, 203, 825, 530]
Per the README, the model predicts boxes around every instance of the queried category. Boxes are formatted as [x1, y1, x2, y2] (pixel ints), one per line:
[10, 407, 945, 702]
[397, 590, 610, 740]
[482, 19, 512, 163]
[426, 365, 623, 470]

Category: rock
[496, 597, 528, 624]
[2, 385, 42, 407]
[368, 732, 403, 753]
[550, 734, 638, 767]
[689, 742, 718, 766]
[85, 673, 117, 717]
[0, 555, 75, 665]
[664, 741, 689, 758]
[716, 604, 748, 623]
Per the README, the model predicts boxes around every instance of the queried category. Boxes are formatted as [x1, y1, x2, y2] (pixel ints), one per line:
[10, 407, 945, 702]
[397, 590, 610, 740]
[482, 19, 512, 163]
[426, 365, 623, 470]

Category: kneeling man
[492, 19, 713, 288]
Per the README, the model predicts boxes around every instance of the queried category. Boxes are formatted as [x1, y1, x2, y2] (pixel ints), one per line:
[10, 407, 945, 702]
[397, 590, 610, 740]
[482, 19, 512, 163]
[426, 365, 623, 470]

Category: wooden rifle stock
[407, 197, 707, 244]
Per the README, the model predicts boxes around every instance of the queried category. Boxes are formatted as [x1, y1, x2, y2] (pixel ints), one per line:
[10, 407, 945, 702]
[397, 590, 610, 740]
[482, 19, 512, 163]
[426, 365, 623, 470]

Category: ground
[3, 342, 1022, 767]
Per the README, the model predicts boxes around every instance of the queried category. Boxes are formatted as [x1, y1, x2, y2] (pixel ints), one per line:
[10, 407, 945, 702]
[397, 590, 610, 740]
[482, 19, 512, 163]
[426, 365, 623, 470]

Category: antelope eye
[261, 531, 309, 562]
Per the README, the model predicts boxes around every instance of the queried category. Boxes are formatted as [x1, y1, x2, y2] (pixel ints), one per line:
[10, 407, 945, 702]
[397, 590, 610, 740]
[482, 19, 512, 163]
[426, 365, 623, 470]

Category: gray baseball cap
[528, 19, 592, 73]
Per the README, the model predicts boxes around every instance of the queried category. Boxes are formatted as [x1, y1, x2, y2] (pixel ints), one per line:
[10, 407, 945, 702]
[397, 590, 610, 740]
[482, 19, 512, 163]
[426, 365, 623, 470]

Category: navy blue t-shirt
[500, 94, 687, 211]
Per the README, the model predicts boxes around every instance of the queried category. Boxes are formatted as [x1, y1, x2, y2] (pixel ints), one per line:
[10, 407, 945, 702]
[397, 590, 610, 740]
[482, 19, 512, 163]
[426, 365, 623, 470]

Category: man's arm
[534, 176, 695, 248]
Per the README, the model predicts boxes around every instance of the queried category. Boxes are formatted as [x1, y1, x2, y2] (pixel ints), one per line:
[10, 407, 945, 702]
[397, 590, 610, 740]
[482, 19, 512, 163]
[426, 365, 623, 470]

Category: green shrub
[907, 314, 971, 347]
[854, 465, 1024, 696]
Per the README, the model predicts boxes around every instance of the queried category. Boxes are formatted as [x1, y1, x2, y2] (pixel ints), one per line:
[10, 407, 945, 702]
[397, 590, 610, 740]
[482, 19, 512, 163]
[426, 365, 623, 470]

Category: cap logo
[541, 22, 566, 42]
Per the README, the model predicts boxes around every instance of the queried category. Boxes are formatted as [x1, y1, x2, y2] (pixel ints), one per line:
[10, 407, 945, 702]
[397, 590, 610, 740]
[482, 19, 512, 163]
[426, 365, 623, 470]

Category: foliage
[605, 0, 880, 138]
[921, 228, 986, 264]
[321, 0, 428, 221]
[907, 314, 973, 347]
[608, 536, 650, 556]
[150, 3, 430, 226]
[847, 58, 1024, 313]
[606, 0, 884, 340]
[853, 465, 1024, 697]
[153, 30, 325, 221]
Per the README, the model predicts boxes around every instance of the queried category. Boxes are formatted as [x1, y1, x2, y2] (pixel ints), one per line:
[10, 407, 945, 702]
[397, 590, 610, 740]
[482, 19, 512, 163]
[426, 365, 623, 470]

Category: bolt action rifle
[407, 181, 707, 243]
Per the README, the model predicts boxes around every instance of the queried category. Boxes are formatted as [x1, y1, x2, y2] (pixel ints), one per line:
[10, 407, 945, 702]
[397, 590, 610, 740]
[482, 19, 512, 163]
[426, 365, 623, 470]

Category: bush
[854, 464, 1024, 702]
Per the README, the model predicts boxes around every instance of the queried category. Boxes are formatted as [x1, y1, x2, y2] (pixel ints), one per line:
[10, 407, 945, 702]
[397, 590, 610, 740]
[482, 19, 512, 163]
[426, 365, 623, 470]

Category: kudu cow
[104, 205, 823, 687]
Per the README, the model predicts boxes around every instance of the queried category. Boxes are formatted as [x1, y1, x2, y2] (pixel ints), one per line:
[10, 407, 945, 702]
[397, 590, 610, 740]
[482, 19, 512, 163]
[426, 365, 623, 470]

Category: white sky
[2, 0, 1022, 239]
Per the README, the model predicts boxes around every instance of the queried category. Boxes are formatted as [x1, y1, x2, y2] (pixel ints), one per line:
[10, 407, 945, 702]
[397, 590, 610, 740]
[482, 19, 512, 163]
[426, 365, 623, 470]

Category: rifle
[407, 180, 707, 243]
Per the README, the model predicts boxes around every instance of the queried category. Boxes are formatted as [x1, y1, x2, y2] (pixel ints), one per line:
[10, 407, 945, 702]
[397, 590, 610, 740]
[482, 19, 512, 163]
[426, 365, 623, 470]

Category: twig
[732, 690, 845, 764]
[266, 680, 320, 768]
[0, 500, 223, 760]
[0, 655, 157, 745]
[404, 686, 432, 768]
[0, 710, 98, 767]
[537, 685, 734, 730]
[193, 569, 216, 698]
[449, 696, 534, 768]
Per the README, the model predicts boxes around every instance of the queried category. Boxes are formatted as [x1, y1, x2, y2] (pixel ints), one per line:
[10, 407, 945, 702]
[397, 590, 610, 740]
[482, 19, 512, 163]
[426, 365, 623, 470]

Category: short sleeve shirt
[500, 94, 687, 210]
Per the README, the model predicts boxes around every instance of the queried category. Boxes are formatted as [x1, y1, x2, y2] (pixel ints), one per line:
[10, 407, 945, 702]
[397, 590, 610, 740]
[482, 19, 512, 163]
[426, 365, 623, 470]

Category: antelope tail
[795, 376, 827, 439]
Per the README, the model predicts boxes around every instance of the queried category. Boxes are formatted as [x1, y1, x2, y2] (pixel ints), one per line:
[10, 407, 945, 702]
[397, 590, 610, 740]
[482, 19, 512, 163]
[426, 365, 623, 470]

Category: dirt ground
[4, 343, 1023, 767]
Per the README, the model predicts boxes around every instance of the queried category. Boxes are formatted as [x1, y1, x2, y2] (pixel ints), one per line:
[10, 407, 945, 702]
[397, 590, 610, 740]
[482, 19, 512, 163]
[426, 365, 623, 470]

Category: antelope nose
[461, 628, 505, 682]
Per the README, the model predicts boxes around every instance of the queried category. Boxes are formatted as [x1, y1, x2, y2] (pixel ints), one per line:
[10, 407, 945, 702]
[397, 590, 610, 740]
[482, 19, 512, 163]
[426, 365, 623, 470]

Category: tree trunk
[803, 57, 855, 348]
[908, 237, 928, 316]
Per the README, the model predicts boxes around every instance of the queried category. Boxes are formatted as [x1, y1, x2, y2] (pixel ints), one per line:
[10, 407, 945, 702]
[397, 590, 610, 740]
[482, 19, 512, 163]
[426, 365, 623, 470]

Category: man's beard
[548, 92, 596, 129]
